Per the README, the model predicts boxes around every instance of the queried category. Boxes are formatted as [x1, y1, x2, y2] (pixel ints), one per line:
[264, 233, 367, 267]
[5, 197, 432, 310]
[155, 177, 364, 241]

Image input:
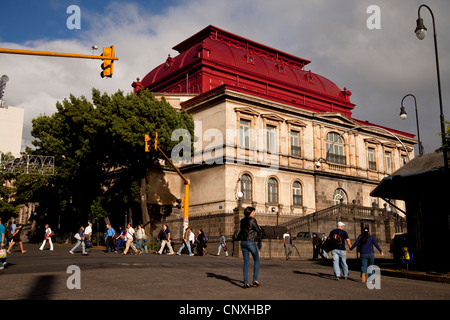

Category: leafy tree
[20, 88, 194, 231]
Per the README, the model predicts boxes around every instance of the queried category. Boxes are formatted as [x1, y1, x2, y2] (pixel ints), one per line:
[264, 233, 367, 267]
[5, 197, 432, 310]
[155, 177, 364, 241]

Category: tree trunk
[140, 176, 150, 225]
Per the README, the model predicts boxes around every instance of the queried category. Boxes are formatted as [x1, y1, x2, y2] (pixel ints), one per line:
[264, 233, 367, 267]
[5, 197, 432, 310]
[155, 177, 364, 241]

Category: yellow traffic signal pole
[155, 145, 190, 232]
[0, 47, 118, 78]
[0, 47, 119, 61]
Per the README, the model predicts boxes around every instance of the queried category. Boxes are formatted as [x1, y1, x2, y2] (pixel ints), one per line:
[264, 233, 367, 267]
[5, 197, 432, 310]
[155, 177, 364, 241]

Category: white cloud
[0, 0, 449, 154]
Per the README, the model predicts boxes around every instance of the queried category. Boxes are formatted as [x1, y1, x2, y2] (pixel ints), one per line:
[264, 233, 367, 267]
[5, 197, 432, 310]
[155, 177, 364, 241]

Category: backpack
[330, 231, 343, 249]
[324, 230, 342, 251]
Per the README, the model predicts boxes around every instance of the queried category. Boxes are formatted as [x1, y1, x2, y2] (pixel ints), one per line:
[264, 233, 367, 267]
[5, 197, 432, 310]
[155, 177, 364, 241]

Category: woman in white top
[39, 224, 54, 251]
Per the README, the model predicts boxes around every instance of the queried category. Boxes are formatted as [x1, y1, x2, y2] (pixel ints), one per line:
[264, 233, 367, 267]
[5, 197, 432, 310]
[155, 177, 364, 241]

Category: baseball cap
[337, 222, 345, 227]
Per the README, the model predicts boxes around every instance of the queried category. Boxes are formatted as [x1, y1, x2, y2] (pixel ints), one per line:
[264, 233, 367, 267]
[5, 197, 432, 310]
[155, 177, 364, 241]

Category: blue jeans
[177, 241, 192, 255]
[331, 249, 348, 278]
[241, 241, 260, 285]
[71, 240, 85, 254]
[360, 253, 375, 277]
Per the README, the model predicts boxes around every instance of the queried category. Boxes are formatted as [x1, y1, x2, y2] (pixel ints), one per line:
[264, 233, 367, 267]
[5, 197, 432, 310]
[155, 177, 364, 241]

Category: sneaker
[252, 281, 261, 287]
[176, 252, 181, 255]
[69, 251, 74, 254]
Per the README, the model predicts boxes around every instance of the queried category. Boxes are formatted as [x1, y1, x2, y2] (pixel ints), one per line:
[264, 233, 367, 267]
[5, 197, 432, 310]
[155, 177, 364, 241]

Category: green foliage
[17, 88, 194, 229]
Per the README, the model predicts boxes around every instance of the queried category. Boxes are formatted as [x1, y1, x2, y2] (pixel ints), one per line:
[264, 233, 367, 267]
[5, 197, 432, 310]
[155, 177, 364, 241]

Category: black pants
[106, 236, 115, 252]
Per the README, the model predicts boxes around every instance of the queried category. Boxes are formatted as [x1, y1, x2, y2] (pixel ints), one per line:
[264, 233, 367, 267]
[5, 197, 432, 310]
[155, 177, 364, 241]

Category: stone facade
[139, 26, 415, 242]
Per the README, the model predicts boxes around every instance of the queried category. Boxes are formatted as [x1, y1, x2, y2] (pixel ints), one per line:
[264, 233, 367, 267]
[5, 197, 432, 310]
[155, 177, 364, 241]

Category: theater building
[134, 25, 414, 242]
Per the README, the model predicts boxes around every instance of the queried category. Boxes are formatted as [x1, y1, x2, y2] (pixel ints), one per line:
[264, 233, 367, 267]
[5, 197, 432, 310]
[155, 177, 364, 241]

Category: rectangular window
[239, 119, 250, 148]
[384, 151, 392, 174]
[290, 131, 301, 157]
[266, 125, 277, 154]
[401, 155, 407, 166]
[368, 147, 376, 170]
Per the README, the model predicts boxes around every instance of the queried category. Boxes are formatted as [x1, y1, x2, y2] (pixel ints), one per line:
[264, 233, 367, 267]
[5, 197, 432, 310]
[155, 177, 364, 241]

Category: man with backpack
[328, 222, 352, 280]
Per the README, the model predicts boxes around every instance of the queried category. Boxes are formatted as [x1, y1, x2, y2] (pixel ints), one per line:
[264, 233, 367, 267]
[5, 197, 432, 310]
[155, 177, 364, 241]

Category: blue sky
[0, 0, 449, 155]
[0, 0, 177, 43]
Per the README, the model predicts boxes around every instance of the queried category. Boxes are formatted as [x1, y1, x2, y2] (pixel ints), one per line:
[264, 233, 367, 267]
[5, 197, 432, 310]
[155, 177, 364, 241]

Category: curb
[381, 268, 450, 284]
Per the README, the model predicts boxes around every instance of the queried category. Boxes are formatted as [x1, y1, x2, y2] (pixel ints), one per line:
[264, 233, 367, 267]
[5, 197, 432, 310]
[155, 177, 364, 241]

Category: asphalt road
[0, 243, 448, 317]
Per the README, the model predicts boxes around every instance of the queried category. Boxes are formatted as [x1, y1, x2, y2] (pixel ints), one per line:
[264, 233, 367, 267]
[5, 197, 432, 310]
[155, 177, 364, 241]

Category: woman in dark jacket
[238, 206, 262, 288]
[349, 227, 384, 283]
[196, 229, 206, 256]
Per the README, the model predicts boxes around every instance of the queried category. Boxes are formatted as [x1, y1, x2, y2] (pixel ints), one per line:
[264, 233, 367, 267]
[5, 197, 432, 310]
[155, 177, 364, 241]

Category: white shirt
[45, 227, 52, 239]
[126, 227, 135, 240]
[85, 225, 92, 235]
[188, 231, 195, 242]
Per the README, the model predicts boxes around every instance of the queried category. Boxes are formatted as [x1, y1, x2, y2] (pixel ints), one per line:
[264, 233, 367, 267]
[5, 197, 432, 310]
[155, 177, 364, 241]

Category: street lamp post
[400, 94, 423, 155]
[415, 4, 448, 169]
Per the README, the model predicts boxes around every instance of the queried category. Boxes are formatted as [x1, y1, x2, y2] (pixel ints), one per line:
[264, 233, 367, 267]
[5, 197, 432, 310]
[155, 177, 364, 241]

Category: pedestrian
[156, 224, 174, 255]
[69, 226, 87, 255]
[104, 224, 116, 252]
[283, 230, 293, 260]
[217, 231, 228, 257]
[328, 222, 352, 280]
[39, 224, 54, 251]
[122, 223, 139, 255]
[195, 229, 206, 256]
[177, 227, 194, 256]
[140, 224, 149, 253]
[7, 224, 26, 254]
[115, 226, 126, 253]
[349, 227, 384, 283]
[321, 233, 329, 259]
[236, 206, 263, 288]
[312, 233, 323, 260]
[84, 222, 93, 251]
[135, 224, 145, 253]
[8, 222, 17, 245]
[0, 218, 7, 269]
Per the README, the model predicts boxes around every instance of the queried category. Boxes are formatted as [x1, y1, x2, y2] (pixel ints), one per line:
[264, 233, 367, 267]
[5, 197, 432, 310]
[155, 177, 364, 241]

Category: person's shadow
[293, 270, 359, 282]
[206, 272, 243, 288]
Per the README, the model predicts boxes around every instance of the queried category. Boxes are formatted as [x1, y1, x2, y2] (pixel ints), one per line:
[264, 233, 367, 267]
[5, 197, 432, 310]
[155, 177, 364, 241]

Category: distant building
[135, 25, 415, 241]
[0, 105, 24, 158]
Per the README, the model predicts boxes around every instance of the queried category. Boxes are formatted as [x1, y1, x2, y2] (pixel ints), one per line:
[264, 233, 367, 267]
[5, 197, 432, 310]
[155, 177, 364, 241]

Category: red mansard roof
[136, 25, 414, 139]
[139, 25, 355, 116]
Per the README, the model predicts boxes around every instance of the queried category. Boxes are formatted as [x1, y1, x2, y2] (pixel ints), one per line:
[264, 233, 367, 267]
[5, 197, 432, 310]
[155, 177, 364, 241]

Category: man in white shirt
[84, 222, 93, 251]
[122, 223, 139, 255]
[283, 230, 293, 260]
[176, 227, 194, 256]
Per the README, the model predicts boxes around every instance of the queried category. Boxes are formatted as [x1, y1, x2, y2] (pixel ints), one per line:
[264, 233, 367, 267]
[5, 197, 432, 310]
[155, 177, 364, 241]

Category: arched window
[292, 181, 302, 206]
[240, 174, 252, 201]
[267, 178, 278, 204]
[326, 132, 346, 165]
[333, 188, 348, 205]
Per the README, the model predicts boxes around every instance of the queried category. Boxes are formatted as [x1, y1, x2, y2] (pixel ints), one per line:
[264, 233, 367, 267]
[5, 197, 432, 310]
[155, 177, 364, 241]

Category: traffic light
[144, 132, 158, 152]
[175, 198, 183, 210]
[100, 45, 115, 78]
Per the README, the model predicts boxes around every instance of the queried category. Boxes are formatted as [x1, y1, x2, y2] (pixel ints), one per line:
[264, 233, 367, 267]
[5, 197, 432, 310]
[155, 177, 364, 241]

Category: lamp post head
[415, 17, 427, 40]
[399, 106, 407, 120]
